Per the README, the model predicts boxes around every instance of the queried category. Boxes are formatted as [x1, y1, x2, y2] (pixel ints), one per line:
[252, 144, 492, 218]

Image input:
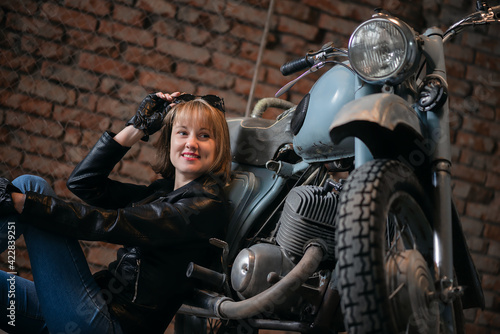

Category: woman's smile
[170, 120, 216, 188]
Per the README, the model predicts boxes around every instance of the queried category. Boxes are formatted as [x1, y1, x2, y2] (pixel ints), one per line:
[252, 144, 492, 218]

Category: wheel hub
[386, 249, 438, 333]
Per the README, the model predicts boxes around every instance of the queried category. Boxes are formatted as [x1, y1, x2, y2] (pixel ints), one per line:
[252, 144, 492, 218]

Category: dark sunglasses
[170, 94, 225, 113]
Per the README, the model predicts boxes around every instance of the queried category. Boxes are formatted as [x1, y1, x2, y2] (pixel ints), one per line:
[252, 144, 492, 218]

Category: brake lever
[275, 62, 325, 97]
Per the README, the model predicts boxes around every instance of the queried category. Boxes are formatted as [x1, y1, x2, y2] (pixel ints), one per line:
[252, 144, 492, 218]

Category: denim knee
[12, 175, 57, 197]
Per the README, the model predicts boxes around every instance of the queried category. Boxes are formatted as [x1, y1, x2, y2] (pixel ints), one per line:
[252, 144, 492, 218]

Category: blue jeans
[0, 175, 123, 334]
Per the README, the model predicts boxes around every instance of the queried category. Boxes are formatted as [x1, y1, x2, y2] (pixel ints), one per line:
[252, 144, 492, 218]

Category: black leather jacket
[19, 131, 229, 333]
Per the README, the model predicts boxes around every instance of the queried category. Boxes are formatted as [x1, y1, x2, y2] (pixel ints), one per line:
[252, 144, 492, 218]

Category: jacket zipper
[131, 258, 141, 303]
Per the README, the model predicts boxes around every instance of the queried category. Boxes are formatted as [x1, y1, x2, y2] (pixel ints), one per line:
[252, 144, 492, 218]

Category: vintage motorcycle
[175, 2, 499, 333]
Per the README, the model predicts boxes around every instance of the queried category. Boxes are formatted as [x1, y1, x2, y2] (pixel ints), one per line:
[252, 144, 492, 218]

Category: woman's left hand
[126, 92, 181, 141]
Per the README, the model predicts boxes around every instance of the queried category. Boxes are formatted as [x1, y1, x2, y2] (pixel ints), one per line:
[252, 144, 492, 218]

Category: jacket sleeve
[67, 131, 150, 209]
[19, 189, 227, 248]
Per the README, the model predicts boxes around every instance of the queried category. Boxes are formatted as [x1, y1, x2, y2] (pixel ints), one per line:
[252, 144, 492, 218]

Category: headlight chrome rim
[348, 17, 419, 85]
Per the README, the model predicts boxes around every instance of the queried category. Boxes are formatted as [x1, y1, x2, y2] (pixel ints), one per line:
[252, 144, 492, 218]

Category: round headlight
[348, 17, 419, 85]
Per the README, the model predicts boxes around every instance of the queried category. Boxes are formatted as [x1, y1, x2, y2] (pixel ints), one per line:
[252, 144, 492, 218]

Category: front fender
[329, 93, 426, 159]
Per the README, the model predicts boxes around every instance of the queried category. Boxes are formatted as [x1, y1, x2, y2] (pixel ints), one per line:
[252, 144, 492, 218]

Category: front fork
[423, 29, 462, 333]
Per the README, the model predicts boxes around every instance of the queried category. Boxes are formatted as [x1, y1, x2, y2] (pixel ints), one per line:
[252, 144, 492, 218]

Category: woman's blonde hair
[152, 99, 231, 184]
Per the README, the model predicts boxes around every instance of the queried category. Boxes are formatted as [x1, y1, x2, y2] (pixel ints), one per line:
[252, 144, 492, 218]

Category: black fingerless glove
[126, 94, 169, 141]
[0, 178, 21, 216]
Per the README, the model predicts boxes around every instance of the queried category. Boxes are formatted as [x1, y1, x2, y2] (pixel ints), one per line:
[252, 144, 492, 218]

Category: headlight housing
[348, 16, 420, 85]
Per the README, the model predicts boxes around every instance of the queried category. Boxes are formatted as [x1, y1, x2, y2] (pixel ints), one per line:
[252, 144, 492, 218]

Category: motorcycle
[174, 1, 500, 333]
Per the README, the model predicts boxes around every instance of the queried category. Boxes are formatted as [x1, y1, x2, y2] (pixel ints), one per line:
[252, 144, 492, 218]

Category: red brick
[52, 178, 77, 200]
[63, 127, 83, 145]
[476, 309, 500, 328]
[18, 76, 76, 105]
[0, 0, 38, 15]
[466, 235, 489, 253]
[21, 35, 70, 62]
[319, 13, 359, 37]
[41, 61, 99, 91]
[120, 159, 157, 183]
[181, 26, 212, 46]
[264, 66, 292, 89]
[464, 69, 500, 108]
[447, 77, 472, 97]
[444, 42, 475, 63]
[0, 49, 37, 73]
[139, 70, 191, 93]
[79, 130, 101, 148]
[64, 0, 112, 16]
[150, 19, 178, 39]
[225, 2, 275, 28]
[278, 16, 319, 41]
[137, 143, 157, 162]
[78, 53, 136, 81]
[66, 30, 120, 58]
[482, 273, 500, 291]
[455, 130, 495, 153]
[280, 34, 308, 56]
[136, 0, 176, 17]
[462, 31, 500, 54]
[22, 152, 75, 177]
[124, 46, 174, 73]
[230, 23, 265, 44]
[0, 68, 18, 87]
[53, 105, 111, 131]
[99, 78, 148, 104]
[448, 96, 489, 120]
[471, 253, 500, 274]
[213, 52, 262, 80]
[5, 13, 63, 40]
[0, 146, 23, 167]
[175, 62, 235, 89]
[275, 0, 312, 22]
[11, 131, 64, 159]
[262, 49, 289, 68]
[5, 110, 64, 138]
[208, 35, 240, 54]
[98, 20, 155, 48]
[95, 96, 131, 120]
[233, 77, 252, 96]
[112, 4, 145, 26]
[467, 201, 500, 222]
[41, 3, 97, 31]
[157, 37, 211, 65]
[463, 117, 500, 140]
[452, 163, 487, 184]
[65, 144, 90, 164]
[86, 244, 119, 265]
[77, 93, 99, 112]
[446, 59, 466, 78]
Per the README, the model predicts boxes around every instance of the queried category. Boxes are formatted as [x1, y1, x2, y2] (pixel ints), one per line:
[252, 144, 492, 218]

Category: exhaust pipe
[218, 242, 324, 319]
[178, 242, 325, 319]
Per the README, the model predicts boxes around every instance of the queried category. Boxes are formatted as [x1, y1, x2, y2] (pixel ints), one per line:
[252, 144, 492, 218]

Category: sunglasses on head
[171, 94, 225, 113]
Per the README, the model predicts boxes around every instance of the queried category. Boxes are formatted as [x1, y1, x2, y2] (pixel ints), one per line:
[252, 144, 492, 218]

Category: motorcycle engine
[231, 185, 338, 300]
[276, 185, 338, 261]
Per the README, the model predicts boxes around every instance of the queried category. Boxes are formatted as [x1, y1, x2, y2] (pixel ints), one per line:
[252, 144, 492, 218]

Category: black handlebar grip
[280, 56, 313, 76]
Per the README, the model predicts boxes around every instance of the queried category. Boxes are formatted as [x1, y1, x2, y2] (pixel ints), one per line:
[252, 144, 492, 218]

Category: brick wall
[1, 0, 499, 332]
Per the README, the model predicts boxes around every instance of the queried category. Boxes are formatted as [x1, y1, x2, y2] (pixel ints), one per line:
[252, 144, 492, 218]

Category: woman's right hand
[0, 178, 23, 215]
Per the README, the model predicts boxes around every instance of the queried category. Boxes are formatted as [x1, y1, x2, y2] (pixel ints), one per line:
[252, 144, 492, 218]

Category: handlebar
[280, 56, 314, 76]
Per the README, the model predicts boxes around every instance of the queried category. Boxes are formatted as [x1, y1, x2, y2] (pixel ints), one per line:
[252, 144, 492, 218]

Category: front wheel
[336, 159, 463, 333]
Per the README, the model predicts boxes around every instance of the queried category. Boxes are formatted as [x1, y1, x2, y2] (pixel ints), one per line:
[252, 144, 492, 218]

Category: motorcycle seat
[227, 115, 293, 166]
[224, 171, 257, 223]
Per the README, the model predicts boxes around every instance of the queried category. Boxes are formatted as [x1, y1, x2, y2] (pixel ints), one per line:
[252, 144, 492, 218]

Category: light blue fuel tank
[293, 64, 355, 162]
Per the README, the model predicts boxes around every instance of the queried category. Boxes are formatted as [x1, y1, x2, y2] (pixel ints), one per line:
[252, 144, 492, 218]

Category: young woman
[0, 92, 232, 334]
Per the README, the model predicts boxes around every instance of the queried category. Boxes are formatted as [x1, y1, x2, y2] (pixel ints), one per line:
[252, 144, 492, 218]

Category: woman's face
[169, 118, 216, 185]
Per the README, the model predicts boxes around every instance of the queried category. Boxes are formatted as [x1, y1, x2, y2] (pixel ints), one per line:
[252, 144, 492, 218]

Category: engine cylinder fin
[276, 185, 338, 261]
